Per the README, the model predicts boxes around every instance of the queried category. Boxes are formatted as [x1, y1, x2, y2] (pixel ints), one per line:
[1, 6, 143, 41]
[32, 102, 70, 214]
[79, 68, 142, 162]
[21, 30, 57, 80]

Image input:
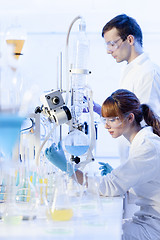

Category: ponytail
[141, 104, 160, 137]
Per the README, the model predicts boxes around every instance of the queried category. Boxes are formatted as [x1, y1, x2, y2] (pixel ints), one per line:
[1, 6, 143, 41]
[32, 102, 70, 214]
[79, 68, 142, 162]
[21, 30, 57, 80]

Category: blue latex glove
[45, 142, 74, 177]
[99, 162, 113, 176]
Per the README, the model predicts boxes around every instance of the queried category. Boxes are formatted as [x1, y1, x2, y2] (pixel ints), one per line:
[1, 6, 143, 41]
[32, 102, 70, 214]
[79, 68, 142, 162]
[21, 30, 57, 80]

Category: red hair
[102, 89, 160, 136]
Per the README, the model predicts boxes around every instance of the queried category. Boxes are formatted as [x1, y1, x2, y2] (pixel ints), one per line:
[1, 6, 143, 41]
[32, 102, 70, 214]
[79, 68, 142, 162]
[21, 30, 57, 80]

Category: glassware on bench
[0, 31, 38, 224]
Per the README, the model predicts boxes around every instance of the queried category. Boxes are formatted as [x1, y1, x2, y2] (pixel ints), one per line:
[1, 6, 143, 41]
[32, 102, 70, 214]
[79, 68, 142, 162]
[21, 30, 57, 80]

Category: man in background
[94, 14, 160, 162]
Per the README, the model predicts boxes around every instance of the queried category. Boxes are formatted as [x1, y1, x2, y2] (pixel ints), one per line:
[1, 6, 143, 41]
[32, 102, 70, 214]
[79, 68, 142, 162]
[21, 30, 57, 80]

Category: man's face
[103, 27, 131, 63]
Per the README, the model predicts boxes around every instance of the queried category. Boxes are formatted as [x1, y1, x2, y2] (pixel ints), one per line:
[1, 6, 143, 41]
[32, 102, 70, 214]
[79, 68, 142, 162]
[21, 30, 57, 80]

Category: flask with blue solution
[64, 129, 89, 156]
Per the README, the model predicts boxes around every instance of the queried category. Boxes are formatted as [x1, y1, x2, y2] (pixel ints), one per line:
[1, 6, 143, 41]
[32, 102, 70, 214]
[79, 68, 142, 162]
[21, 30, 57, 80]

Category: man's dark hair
[102, 14, 143, 47]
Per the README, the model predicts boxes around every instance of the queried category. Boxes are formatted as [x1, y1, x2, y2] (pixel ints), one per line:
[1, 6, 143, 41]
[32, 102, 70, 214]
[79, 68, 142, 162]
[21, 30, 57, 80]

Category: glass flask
[0, 134, 40, 224]
[0, 130, 25, 222]
[15, 162, 39, 221]
[0, 25, 32, 224]
[79, 172, 102, 220]
[5, 23, 26, 61]
[0, 165, 7, 218]
[46, 172, 73, 221]
[0, 114, 24, 221]
[0, 38, 25, 205]
[2, 168, 23, 225]
[64, 129, 89, 156]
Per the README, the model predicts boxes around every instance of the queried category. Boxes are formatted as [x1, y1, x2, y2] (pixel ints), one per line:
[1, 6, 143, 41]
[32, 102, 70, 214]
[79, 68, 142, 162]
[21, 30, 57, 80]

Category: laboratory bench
[0, 196, 123, 240]
[0, 156, 123, 240]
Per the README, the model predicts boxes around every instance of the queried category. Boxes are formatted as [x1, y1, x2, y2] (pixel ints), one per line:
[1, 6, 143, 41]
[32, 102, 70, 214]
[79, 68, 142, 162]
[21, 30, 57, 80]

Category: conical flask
[47, 172, 73, 221]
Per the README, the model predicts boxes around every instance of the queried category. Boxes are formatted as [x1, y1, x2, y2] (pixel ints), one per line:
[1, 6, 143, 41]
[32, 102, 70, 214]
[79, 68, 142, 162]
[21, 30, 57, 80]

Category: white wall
[0, 0, 160, 157]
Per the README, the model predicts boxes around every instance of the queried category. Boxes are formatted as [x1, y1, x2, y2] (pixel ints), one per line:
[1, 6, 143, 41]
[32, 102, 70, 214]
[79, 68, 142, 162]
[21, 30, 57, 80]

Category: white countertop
[0, 196, 123, 240]
[0, 156, 123, 240]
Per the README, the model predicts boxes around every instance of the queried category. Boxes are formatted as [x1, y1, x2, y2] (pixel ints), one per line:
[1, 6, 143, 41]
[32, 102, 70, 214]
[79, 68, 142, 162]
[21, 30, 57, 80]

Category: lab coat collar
[129, 52, 149, 66]
[122, 53, 149, 76]
[131, 126, 153, 146]
[127, 52, 148, 67]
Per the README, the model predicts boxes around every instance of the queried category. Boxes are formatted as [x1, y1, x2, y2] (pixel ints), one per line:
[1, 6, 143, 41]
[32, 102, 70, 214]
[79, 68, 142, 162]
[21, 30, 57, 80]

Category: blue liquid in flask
[65, 145, 89, 156]
[0, 113, 25, 159]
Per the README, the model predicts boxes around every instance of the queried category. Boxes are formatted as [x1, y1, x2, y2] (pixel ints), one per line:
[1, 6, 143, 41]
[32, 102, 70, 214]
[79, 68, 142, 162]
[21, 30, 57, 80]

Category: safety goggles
[105, 37, 123, 52]
[100, 116, 122, 128]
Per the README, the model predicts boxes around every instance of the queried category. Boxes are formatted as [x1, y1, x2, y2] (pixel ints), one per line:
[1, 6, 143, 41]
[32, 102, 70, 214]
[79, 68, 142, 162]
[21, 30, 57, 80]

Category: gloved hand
[83, 96, 101, 115]
[45, 142, 74, 177]
[93, 101, 101, 115]
[99, 162, 113, 176]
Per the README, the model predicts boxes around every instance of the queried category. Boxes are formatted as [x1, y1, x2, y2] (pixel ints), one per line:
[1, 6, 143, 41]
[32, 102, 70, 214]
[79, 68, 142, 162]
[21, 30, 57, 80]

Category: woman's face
[101, 116, 129, 138]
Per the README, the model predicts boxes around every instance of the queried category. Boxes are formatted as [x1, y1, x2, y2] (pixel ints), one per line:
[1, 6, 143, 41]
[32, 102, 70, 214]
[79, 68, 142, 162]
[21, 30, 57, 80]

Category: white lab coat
[119, 53, 160, 163]
[88, 126, 160, 239]
[116, 53, 160, 239]
[120, 53, 160, 117]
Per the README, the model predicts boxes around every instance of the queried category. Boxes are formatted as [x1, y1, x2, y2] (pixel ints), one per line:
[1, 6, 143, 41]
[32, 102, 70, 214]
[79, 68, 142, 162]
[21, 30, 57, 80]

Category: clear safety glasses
[100, 116, 123, 128]
[105, 37, 123, 52]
